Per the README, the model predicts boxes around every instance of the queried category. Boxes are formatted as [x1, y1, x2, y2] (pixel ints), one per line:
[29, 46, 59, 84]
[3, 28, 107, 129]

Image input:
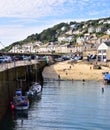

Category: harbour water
[0, 80, 110, 130]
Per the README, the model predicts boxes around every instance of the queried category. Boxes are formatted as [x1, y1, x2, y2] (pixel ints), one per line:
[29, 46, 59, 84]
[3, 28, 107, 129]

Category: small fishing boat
[12, 89, 29, 110]
[26, 82, 42, 98]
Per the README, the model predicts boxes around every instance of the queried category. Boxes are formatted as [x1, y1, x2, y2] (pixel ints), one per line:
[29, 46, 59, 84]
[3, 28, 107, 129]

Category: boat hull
[104, 79, 110, 84]
[12, 89, 29, 111]
[104, 73, 110, 84]
[26, 82, 42, 98]
[15, 103, 29, 110]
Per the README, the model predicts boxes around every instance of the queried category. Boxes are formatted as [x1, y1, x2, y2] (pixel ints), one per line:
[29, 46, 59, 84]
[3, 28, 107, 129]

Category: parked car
[77, 56, 83, 60]
[3, 56, 12, 62]
[12, 56, 20, 61]
[62, 55, 70, 60]
[55, 57, 63, 62]
[90, 54, 97, 59]
[88, 54, 97, 59]
[22, 56, 31, 61]
[0, 57, 5, 63]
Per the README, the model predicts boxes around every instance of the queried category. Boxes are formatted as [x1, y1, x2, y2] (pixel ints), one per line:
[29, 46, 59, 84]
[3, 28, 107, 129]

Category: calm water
[1, 80, 110, 130]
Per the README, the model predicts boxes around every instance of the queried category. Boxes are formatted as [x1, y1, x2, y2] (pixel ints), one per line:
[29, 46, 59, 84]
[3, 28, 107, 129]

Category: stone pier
[0, 60, 46, 120]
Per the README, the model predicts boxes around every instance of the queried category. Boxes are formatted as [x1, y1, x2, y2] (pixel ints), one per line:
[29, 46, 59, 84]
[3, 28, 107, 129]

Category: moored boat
[26, 82, 42, 98]
[12, 89, 29, 110]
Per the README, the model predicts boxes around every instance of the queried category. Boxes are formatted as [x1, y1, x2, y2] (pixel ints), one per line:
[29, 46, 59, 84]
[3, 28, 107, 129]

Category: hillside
[3, 17, 110, 52]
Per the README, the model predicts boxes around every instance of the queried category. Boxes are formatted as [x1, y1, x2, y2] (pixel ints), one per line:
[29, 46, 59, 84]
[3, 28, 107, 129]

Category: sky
[0, 0, 110, 48]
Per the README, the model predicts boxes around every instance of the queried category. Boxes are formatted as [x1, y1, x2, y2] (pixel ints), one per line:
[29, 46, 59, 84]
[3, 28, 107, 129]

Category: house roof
[104, 40, 110, 46]
[101, 35, 109, 39]
[98, 42, 108, 50]
[98, 40, 110, 50]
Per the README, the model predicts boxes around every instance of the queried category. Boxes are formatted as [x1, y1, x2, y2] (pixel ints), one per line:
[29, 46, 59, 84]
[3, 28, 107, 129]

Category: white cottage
[97, 41, 110, 61]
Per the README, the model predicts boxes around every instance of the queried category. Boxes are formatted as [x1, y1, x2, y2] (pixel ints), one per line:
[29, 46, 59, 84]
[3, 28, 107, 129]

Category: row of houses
[62, 25, 110, 35]
[9, 39, 110, 62]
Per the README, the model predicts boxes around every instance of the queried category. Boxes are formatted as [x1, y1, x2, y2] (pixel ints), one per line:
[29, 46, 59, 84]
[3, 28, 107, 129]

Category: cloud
[0, 0, 110, 47]
[0, 0, 73, 18]
[0, 24, 48, 45]
[0, 0, 109, 20]
[0, 0, 109, 19]
[0, 17, 91, 46]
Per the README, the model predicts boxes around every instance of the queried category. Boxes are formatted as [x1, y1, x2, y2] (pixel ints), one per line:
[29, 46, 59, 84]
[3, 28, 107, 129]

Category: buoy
[10, 102, 15, 110]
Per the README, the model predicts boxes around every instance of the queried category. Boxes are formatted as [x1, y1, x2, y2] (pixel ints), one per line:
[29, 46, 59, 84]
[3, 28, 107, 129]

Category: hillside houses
[58, 35, 74, 43]
[88, 27, 95, 33]
[88, 26, 107, 33]
[8, 17, 110, 58]
[96, 26, 107, 33]
[9, 34, 110, 55]
[9, 42, 41, 53]
[76, 37, 84, 45]
[106, 29, 110, 35]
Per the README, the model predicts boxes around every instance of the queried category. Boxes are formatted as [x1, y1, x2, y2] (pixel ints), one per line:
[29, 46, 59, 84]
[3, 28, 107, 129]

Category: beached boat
[12, 89, 29, 110]
[104, 72, 110, 84]
[26, 82, 42, 98]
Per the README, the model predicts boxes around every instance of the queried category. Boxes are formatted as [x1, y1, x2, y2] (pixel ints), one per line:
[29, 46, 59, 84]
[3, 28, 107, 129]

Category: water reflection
[13, 110, 28, 120]
[1, 80, 110, 130]
[0, 110, 16, 130]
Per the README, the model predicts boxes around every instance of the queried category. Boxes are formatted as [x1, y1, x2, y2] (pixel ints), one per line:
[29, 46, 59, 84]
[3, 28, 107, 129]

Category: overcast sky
[0, 0, 110, 48]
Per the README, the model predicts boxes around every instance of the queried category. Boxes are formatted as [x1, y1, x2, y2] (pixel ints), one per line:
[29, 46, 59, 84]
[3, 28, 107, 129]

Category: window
[103, 55, 106, 59]
[98, 50, 101, 53]
[102, 50, 106, 53]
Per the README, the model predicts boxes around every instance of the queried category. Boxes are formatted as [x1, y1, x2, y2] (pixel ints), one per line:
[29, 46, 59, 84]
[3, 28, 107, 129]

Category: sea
[0, 80, 110, 130]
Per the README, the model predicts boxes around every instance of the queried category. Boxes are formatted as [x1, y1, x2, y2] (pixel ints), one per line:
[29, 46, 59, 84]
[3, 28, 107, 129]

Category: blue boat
[104, 73, 110, 83]
[12, 89, 29, 110]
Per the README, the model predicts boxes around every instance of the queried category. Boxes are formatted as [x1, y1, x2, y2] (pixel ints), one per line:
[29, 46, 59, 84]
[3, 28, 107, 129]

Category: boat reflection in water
[11, 109, 28, 127]
[11, 109, 28, 121]
[13, 110, 28, 120]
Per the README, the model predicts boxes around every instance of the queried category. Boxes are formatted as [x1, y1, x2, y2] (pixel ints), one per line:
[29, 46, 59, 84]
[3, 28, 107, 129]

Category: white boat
[12, 89, 29, 110]
[26, 82, 42, 98]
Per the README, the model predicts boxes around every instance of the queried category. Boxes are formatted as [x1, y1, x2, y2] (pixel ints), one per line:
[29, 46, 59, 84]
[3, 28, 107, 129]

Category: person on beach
[58, 74, 61, 80]
[102, 87, 104, 93]
[82, 79, 85, 82]
[102, 84, 105, 93]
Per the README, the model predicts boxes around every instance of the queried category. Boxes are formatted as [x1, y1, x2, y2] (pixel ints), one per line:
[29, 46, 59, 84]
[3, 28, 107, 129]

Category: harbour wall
[0, 60, 46, 120]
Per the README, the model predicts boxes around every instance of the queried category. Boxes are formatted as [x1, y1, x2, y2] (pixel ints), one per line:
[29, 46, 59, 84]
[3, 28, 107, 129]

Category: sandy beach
[42, 60, 110, 81]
